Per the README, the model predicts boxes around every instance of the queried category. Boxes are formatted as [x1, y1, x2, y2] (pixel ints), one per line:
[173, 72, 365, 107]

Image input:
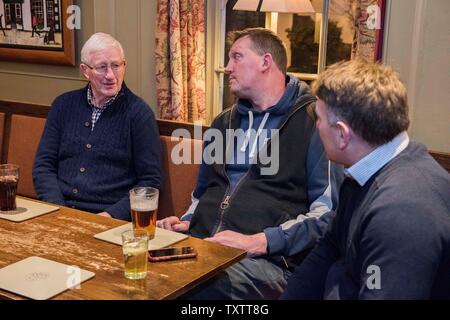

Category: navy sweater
[282, 142, 450, 299]
[33, 84, 162, 220]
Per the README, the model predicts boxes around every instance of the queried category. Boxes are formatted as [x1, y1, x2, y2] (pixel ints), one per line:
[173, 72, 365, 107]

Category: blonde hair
[227, 28, 288, 74]
[313, 59, 410, 145]
[81, 33, 125, 65]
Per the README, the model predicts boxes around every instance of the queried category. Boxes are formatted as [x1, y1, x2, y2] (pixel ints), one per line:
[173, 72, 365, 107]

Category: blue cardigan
[33, 84, 162, 221]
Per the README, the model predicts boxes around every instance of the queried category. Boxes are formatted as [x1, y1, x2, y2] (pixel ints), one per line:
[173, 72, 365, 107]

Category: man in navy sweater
[33, 33, 161, 221]
[282, 60, 450, 299]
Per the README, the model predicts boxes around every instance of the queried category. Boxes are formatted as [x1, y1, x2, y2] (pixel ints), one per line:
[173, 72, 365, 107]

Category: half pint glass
[0, 164, 19, 212]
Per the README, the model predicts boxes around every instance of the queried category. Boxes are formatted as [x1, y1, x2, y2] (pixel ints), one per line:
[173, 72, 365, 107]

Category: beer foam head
[131, 200, 157, 211]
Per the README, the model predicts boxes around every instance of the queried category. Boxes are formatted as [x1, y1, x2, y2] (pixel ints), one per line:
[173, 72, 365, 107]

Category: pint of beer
[0, 164, 19, 212]
[130, 187, 159, 240]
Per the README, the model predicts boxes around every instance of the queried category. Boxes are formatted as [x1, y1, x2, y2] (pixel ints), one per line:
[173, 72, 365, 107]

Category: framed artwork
[0, 0, 75, 66]
[351, 0, 387, 62]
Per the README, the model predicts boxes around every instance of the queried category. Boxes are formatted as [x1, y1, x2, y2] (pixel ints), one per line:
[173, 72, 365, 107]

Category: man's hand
[205, 231, 268, 257]
[156, 216, 190, 233]
[98, 211, 112, 218]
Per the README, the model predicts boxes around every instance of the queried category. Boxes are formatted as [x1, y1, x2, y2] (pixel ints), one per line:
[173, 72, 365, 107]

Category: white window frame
[206, 0, 331, 123]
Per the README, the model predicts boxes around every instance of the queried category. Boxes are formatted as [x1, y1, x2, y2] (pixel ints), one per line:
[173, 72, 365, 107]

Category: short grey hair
[80, 32, 125, 65]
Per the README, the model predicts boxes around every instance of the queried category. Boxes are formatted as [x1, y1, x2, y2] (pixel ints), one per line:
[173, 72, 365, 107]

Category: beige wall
[0, 0, 158, 113]
[384, 0, 450, 152]
[409, 0, 450, 152]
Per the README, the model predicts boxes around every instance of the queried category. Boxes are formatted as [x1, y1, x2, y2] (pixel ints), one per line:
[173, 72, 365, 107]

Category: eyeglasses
[83, 61, 126, 75]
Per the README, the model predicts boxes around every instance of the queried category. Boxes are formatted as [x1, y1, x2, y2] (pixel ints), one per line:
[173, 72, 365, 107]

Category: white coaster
[94, 223, 188, 250]
[0, 198, 59, 222]
[0, 256, 95, 300]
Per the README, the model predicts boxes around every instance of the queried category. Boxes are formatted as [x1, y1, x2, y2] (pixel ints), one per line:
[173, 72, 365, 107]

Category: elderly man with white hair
[33, 32, 161, 221]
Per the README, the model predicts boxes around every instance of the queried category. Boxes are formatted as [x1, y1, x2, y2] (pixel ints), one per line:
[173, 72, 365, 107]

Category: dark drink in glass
[0, 164, 19, 212]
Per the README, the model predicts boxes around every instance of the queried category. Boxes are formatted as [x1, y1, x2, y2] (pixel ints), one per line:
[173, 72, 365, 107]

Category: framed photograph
[351, 0, 387, 62]
[0, 0, 75, 66]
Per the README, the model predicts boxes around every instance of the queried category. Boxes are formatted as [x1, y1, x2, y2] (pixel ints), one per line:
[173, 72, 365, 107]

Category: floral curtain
[351, 0, 386, 62]
[155, 0, 206, 123]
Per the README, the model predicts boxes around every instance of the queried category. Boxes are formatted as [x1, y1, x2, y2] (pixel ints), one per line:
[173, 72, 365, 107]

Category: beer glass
[121, 229, 149, 280]
[130, 187, 159, 240]
[0, 164, 19, 212]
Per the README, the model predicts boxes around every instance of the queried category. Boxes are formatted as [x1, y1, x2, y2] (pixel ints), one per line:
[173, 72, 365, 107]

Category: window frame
[206, 0, 331, 123]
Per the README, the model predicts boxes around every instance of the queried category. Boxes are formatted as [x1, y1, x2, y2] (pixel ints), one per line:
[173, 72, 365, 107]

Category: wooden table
[0, 198, 246, 300]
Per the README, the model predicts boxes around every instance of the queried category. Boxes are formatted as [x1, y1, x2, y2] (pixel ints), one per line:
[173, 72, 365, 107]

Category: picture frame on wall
[0, 0, 75, 66]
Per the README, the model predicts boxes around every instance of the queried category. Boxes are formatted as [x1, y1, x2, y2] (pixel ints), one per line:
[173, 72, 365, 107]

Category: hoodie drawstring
[240, 111, 253, 153]
[240, 111, 270, 159]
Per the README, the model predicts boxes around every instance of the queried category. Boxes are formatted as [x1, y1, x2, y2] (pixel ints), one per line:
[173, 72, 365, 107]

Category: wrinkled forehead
[88, 47, 124, 64]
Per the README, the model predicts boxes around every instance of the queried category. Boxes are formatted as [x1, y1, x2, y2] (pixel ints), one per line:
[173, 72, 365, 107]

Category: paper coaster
[94, 223, 188, 250]
[0, 256, 95, 300]
[0, 198, 59, 222]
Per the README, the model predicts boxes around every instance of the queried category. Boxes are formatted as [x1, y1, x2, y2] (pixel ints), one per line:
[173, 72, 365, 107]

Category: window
[325, 0, 357, 65]
[31, 0, 44, 22]
[46, 0, 54, 26]
[207, 0, 358, 121]
[14, 3, 22, 24]
[5, 4, 11, 24]
[222, 0, 266, 110]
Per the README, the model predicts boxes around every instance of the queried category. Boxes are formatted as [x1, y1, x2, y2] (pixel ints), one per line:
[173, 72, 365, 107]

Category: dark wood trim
[0, 100, 50, 118]
[0, 99, 448, 174]
[0, 100, 209, 161]
[2, 113, 11, 164]
[430, 151, 450, 174]
[157, 119, 209, 137]
[0, 99, 209, 137]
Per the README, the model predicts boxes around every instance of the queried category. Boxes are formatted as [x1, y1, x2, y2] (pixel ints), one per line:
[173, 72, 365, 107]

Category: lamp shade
[233, 0, 315, 14]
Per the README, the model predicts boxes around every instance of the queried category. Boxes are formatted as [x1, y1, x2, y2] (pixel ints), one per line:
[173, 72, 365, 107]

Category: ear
[261, 53, 273, 72]
[80, 64, 90, 80]
[336, 120, 351, 150]
[122, 59, 127, 72]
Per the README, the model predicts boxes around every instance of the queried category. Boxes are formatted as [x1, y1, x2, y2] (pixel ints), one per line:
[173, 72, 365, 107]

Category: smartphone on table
[148, 246, 197, 262]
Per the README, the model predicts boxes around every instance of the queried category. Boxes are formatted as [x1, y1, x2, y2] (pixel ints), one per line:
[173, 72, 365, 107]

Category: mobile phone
[148, 246, 197, 262]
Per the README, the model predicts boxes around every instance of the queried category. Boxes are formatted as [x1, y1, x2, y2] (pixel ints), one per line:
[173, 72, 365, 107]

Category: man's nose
[104, 66, 115, 78]
[224, 61, 232, 74]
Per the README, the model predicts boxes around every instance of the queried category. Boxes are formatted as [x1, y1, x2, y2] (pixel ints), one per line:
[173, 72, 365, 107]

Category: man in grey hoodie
[158, 28, 342, 299]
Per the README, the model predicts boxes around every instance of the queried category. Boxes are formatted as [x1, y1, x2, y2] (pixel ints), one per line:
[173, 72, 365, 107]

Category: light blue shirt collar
[345, 131, 410, 186]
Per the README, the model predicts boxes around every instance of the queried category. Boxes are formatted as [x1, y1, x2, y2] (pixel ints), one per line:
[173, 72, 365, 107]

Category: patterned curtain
[155, 0, 206, 123]
[351, 0, 385, 62]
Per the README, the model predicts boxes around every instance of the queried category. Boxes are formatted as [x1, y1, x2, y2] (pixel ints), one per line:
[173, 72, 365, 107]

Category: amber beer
[130, 187, 159, 240]
[131, 206, 158, 240]
[0, 164, 19, 212]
